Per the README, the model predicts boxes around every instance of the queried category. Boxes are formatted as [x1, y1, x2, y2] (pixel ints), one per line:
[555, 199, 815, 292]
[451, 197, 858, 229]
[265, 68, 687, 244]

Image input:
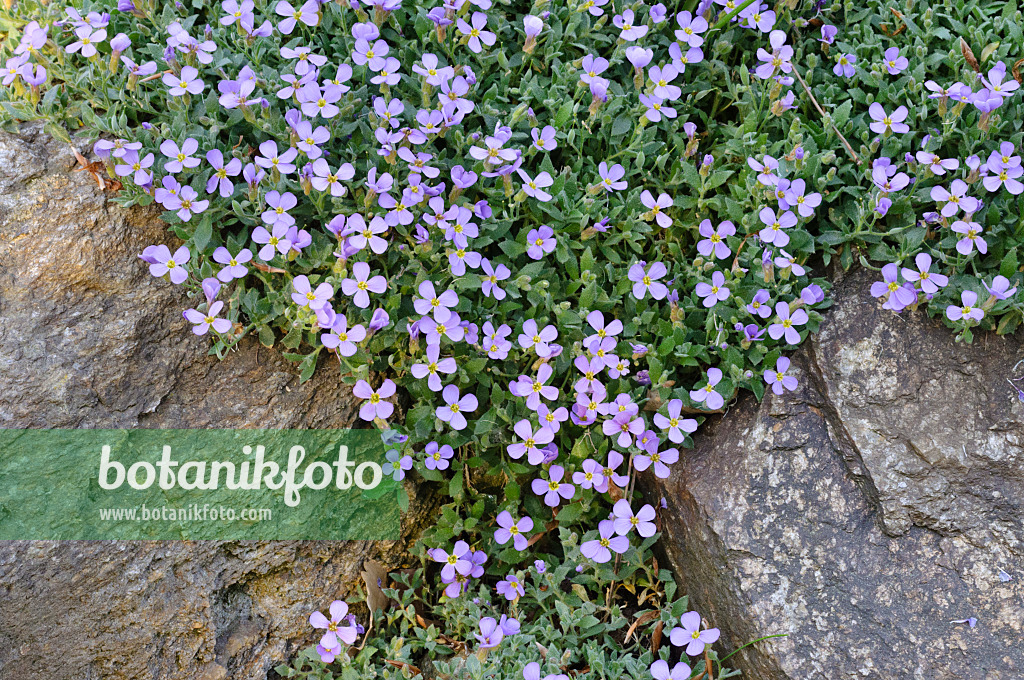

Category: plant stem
[791, 65, 861, 166]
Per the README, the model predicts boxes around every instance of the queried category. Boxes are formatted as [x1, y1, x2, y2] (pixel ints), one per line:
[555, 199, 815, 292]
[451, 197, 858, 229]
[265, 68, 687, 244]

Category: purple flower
[870, 264, 917, 311]
[518, 169, 555, 202]
[321, 314, 366, 356]
[495, 511, 534, 550]
[641, 190, 674, 228]
[868, 103, 910, 134]
[747, 288, 772, 318]
[436, 384, 478, 430]
[758, 207, 797, 247]
[496, 574, 525, 601]
[819, 24, 838, 43]
[916, 150, 959, 175]
[901, 253, 948, 294]
[597, 161, 627, 192]
[66, 25, 107, 57]
[930, 180, 981, 217]
[163, 65, 204, 96]
[647, 64, 681, 100]
[252, 223, 292, 261]
[275, 0, 319, 34]
[518, 319, 558, 357]
[765, 356, 798, 395]
[572, 458, 606, 490]
[530, 464, 575, 507]
[433, 540, 472, 580]
[983, 275, 1018, 300]
[457, 12, 496, 53]
[310, 601, 358, 650]
[507, 419, 554, 464]
[292, 275, 333, 310]
[423, 441, 455, 471]
[509, 364, 558, 411]
[341, 262, 387, 308]
[629, 262, 669, 300]
[670, 611, 720, 656]
[183, 300, 231, 335]
[162, 185, 207, 222]
[526, 225, 557, 260]
[650, 660, 692, 680]
[695, 271, 730, 308]
[612, 498, 657, 537]
[580, 519, 628, 563]
[755, 30, 793, 80]
[613, 9, 648, 41]
[211, 246, 251, 282]
[602, 411, 645, 448]
[696, 219, 734, 259]
[410, 344, 457, 392]
[531, 126, 557, 151]
[205, 149, 242, 197]
[161, 139, 201, 175]
[255, 141, 298, 175]
[882, 47, 908, 75]
[475, 617, 503, 648]
[653, 399, 698, 443]
[689, 367, 725, 410]
[946, 290, 985, 322]
[114, 150, 155, 186]
[353, 379, 396, 421]
[675, 10, 708, 47]
[634, 440, 678, 479]
[768, 301, 809, 344]
[952, 221, 987, 255]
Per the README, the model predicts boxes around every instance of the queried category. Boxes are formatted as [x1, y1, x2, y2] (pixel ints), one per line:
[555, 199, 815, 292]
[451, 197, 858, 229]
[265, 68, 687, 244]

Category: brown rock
[0, 124, 433, 679]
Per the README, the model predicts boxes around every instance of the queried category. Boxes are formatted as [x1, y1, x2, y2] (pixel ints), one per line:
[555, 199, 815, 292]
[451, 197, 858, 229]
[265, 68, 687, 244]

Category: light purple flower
[983, 275, 1017, 300]
[353, 379, 396, 421]
[629, 262, 669, 300]
[768, 302, 809, 344]
[531, 464, 575, 507]
[612, 499, 656, 537]
[518, 169, 554, 202]
[494, 511, 534, 551]
[695, 271, 730, 308]
[341, 261, 387, 308]
[580, 519, 628, 563]
[436, 384, 478, 430]
[309, 601, 357, 651]
[764, 356, 798, 395]
[275, 0, 319, 34]
[758, 206, 797, 247]
[457, 12, 496, 53]
[882, 47, 908, 75]
[689, 367, 725, 410]
[670, 611, 720, 656]
[291, 275, 333, 310]
[696, 219, 734, 259]
[868, 103, 910, 134]
[952, 220, 987, 255]
[526, 225, 556, 260]
[320, 314, 366, 356]
[946, 290, 984, 322]
[412, 344, 457, 392]
[163, 65, 204, 96]
[653, 399, 698, 443]
[423, 441, 455, 471]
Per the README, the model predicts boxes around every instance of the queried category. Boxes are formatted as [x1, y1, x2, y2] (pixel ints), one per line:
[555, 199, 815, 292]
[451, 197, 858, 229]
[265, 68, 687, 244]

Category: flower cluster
[4, 0, 1023, 677]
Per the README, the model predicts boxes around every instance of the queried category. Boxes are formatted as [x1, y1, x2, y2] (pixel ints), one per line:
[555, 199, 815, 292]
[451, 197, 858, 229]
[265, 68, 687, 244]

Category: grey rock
[648, 268, 1024, 680]
[0, 125, 430, 679]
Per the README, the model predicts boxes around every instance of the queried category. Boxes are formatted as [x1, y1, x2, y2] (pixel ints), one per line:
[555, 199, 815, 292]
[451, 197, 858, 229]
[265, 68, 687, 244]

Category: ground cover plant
[2, 0, 1023, 677]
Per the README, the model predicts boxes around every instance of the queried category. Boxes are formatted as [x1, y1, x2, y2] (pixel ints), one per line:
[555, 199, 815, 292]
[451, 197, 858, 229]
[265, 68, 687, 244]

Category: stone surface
[648, 267, 1024, 680]
[0, 125, 430, 679]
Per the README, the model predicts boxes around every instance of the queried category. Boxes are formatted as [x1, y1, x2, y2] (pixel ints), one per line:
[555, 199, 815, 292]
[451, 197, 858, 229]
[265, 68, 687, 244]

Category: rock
[0, 124, 432, 679]
[648, 268, 1024, 680]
